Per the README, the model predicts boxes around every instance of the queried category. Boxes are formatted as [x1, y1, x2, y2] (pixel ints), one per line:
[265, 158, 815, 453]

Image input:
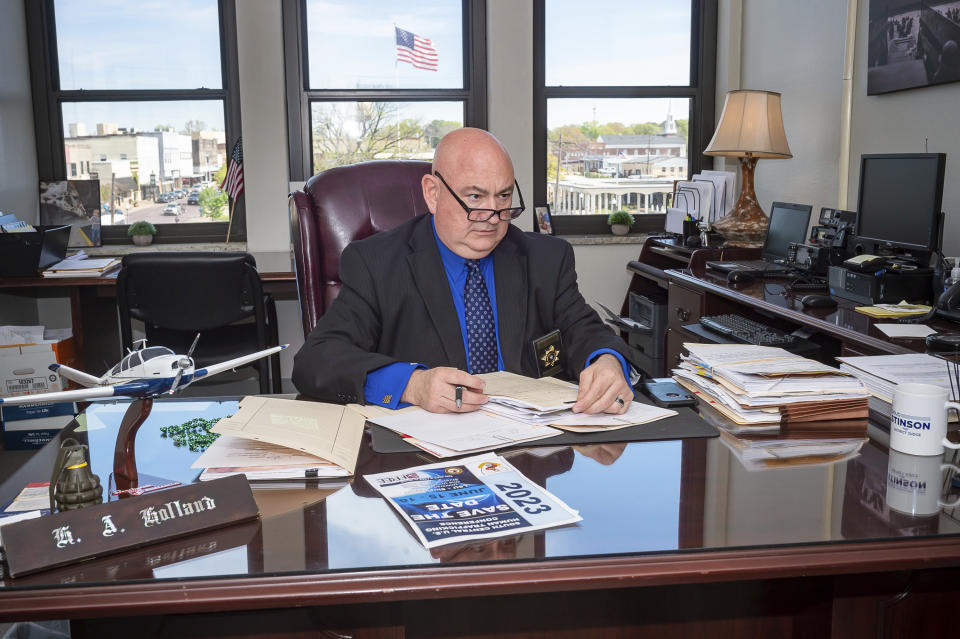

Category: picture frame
[535, 205, 554, 235]
[39, 179, 102, 247]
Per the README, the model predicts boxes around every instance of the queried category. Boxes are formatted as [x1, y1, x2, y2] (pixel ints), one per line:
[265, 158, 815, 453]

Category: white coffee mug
[886, 449, 960, 516]
[889, 383, 960, 456]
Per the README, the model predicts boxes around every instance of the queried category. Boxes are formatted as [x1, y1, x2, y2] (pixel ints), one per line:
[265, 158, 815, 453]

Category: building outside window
[26, 0, 243, 243]
[534, 0, 716, 230]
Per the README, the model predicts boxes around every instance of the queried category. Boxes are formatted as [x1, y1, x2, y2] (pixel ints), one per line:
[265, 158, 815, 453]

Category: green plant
[607, 210, 634, 226]
[127, 221, 156, 236]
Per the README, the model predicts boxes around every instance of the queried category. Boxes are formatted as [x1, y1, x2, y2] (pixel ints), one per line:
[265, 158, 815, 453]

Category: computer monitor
[855, 153, 946, 253]
[762, 202, 813, 262]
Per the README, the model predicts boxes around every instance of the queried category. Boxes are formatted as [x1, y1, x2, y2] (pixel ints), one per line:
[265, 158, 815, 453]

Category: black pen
[455, 385, 464, 409]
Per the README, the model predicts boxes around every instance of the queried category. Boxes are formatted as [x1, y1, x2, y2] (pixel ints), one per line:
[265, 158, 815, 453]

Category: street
[101, 195, 220, 226]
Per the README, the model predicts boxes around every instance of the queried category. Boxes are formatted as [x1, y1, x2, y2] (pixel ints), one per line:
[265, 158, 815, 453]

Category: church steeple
[663, 101, 677, 135]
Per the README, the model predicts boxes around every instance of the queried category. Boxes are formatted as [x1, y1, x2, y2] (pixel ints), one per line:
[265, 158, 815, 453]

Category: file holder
[0, 224, 70, 277]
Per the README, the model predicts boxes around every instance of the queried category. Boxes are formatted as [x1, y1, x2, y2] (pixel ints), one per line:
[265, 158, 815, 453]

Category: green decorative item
[49, 438, 103, 512]
[160, 417, 222, 453]
[607, 210, 634, 236]
[128, 220, 157, 246]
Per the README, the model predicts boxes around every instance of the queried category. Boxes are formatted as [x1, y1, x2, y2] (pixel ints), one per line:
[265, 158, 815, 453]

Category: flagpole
[394, 24, 400, 158]
[225, 196, 235, 243]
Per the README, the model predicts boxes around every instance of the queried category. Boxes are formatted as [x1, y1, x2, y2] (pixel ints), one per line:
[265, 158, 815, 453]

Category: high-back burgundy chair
[289, 160, 432, 338]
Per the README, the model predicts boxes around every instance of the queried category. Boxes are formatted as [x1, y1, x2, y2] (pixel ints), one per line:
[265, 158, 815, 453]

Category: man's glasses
[434, 171, 525, 222]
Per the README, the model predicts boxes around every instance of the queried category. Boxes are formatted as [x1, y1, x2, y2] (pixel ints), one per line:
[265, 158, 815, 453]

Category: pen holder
[682, 219, 698, 243]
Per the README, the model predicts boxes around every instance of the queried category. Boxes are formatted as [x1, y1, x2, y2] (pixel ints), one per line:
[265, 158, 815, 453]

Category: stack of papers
[837, 353, 958, 421]
[42, 255, 120, 278]
[673, 344, 869, 431]
[356, 371, 677, 458]
[194, 396, 366, 480]
[717, 428, 867, 471]
[364, 452, 582, 548]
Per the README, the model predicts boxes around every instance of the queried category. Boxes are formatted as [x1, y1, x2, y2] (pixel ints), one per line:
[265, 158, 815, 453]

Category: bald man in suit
[293, 128, 634, 414]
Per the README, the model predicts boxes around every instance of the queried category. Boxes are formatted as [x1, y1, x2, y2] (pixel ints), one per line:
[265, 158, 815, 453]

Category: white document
[838, 353, 958, 402]
[211, 396, 366, 473]
[873, 324, 937, 339]
[192, 433, 348, 480]
[693, 174, 726, 222]
[699, 170, 736, 218]
[366, 409, 561, 455]
[665, 207, 687, 233]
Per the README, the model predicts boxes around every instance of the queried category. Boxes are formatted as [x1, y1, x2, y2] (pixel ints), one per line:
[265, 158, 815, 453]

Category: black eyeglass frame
[434, 171, 526, 222]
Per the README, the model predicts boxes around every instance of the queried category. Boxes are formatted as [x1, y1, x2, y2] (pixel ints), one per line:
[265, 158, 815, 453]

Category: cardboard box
[0, 329, 78, 449]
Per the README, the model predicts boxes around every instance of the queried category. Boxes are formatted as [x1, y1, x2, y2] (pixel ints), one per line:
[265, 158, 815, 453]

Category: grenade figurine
[49, 438, 103, 512]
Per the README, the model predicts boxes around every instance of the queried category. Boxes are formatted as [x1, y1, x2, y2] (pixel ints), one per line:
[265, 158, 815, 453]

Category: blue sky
[54, 1, 692, 135]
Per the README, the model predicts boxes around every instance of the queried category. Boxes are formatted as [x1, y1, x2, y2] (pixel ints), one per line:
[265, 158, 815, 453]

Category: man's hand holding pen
[401, 367, 487, 413]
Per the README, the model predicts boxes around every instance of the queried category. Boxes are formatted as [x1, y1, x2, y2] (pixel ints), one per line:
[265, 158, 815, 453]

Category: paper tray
[368, 406, 718, 454]
[0, 225, 71, 277]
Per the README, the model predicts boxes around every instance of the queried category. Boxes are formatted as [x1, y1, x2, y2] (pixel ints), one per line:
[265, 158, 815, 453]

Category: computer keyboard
[698, 314, 799, 347]
[786, 276, 828, 292]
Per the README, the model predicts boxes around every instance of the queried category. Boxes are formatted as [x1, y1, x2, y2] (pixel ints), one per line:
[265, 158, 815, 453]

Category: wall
[737, 0, 850, 215]
[847, 0, 960, 256]
[0, 0, 40, 327]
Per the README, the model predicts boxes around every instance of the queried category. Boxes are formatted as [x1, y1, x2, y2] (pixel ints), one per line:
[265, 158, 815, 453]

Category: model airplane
[0, 335, 288, 406]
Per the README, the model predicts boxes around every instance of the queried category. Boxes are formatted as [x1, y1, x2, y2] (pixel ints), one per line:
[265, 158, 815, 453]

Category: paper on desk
[838, 353, 958, 402]
[366, 409, 561, 455]
[874, 324, 937, 339]
[192, 433, 345, 475]
[212, 396, 365, 473]
[0, 326, 46, 346]
[3, 482, 49, 513]
[478, 371, 579, 412]
[0, 510, 43, 546]
[854, 302, 931, 318]
[549, 401, 677, 430]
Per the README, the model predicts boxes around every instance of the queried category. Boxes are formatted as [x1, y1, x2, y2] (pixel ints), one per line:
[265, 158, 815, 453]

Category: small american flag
[395, 26, 438, 71]
[220, 137, 244, 200]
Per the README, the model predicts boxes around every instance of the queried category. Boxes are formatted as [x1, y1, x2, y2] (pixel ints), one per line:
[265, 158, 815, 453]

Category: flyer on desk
[364, 452, 581, 548]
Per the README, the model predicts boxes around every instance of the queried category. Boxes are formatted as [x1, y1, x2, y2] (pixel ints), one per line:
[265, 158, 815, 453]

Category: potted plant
[128, 221, 156, 246]
[607, 210, 634, 236]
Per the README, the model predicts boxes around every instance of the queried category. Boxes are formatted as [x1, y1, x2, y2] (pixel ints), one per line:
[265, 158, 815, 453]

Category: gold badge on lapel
[533, 329, 563, 378]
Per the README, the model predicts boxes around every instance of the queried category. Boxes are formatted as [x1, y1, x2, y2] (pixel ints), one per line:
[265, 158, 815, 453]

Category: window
[26, 0, 243, 244]
[533, 0, 716, 234]
[283, 0, 487, 180]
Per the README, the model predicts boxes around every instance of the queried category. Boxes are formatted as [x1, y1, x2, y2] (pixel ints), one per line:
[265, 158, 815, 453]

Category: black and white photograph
[868, 0, 960, 94]
[38, 179, 102, 247]
[535, 205, 554, 235]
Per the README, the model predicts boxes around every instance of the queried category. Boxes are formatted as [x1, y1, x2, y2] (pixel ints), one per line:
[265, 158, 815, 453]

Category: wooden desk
[0, 270, 296, 369]
[623, 237, 959, 375]
[1, 397, 959, 638]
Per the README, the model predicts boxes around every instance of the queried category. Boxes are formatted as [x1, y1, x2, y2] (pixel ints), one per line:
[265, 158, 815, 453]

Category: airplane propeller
[168, 333, 201, 394]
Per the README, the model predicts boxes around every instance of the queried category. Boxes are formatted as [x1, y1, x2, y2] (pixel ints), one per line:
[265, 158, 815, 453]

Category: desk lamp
[704, 90, 792, 246]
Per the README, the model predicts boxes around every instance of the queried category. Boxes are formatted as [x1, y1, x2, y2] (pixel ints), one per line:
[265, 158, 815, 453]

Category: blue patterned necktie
[464, 260, 498, 374]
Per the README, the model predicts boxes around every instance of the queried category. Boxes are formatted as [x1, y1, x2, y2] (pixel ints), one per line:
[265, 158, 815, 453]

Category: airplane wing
[0, 385, 118, 406]
[50, 363, 102, 388]
[0, 380, 161, 406]
[191, 345, 288, 382]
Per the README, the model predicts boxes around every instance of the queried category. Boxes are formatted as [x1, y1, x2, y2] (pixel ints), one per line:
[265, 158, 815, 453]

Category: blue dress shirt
[364, 219, 630, 408]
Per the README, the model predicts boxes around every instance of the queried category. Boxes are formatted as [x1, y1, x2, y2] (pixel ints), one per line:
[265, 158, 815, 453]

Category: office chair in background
[288, 160, 432, 338]
[116, 252, 282, 394]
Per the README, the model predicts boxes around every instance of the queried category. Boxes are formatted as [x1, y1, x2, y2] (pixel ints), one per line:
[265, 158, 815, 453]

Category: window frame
[282, 0, 488, 182]
[532, 0, 717, 235]
[25, 0, 245, 244]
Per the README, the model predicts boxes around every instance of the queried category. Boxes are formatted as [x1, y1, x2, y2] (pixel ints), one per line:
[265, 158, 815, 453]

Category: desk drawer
[668, 283, 705, 332]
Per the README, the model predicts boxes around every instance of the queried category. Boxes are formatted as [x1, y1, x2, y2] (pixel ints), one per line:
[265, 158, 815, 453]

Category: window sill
[80, 242, 248, 257]
[560, 233, 650, 246]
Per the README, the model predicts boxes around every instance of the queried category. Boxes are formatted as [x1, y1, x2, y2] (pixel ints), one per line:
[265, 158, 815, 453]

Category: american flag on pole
[395, 26, 438, 71]
[220, 137, 244, 200]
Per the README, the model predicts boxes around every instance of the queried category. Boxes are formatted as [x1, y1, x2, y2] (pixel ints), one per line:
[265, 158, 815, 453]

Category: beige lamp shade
[704, 90, 792, 159]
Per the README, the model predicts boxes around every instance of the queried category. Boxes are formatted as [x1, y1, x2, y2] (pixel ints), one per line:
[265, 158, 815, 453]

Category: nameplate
[3, 474, 259, 578]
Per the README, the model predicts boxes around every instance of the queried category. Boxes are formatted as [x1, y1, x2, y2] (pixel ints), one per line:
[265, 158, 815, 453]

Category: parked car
[187, 191, 200, 205]
[163, 203, 181, 216]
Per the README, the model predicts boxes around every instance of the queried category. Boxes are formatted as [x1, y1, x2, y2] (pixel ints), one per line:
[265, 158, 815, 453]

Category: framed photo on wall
[867, 2, 960, 95]
[39, 179, 101, 247]
[535, 205, 554, 235]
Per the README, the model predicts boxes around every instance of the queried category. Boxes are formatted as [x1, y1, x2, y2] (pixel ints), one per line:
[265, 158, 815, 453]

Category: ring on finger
[614, 396, 625, 408]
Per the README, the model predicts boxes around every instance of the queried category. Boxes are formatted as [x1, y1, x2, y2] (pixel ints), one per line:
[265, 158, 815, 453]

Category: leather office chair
[116, 252, 282, 394]
[289, 160, 432, 338]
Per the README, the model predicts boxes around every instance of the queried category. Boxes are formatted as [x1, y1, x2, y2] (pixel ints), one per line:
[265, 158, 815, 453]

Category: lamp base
[712, 157, 768, 247]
